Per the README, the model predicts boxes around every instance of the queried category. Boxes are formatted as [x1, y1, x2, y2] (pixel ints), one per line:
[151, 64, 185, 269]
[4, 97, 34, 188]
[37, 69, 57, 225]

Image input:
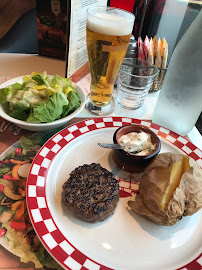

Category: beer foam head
[87, 7, 135, 36]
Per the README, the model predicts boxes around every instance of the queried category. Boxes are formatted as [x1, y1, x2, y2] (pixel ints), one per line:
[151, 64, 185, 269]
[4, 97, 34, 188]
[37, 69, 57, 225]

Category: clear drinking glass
[85, 7, 135, 115]
[117, 58, 158, 110]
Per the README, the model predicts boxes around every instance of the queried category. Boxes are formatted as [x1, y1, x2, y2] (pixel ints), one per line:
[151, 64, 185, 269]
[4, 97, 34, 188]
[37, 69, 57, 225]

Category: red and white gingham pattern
[27, 117, 202, 270]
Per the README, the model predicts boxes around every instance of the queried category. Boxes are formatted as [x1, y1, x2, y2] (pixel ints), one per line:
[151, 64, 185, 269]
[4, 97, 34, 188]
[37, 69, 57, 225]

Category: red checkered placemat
[27, 117, 202, 270]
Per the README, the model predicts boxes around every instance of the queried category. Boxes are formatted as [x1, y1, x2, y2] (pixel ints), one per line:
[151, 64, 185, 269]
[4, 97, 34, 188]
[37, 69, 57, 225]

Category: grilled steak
[62, 163, 120, 223]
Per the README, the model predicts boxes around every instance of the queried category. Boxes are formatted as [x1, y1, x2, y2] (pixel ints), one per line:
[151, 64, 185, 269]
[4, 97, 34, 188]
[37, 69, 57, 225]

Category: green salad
[0, 71, 81, 123]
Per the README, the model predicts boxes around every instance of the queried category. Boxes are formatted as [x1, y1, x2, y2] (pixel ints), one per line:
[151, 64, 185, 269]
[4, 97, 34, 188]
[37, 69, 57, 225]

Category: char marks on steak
[62, 163, 120, 223]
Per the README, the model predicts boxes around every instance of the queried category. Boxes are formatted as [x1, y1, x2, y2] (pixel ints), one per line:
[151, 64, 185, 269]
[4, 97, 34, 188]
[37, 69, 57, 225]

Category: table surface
[0, 53, 201, 151]
[0, 53, 202, 270]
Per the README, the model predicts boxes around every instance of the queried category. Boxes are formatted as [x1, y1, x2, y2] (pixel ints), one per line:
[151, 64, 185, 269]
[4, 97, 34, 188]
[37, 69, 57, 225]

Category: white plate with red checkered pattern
[27, 117, 202, 270]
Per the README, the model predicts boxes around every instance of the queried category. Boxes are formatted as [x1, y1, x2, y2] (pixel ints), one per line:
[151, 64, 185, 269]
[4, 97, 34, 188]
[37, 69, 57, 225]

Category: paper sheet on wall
[66, 0, 108, 78]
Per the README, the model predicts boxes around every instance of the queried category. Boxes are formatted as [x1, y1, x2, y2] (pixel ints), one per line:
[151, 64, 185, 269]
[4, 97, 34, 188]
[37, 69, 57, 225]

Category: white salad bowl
[0, 76, 86, 132]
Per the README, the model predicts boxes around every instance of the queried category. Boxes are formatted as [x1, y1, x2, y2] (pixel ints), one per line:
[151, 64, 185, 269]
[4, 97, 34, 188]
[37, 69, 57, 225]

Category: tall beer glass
[85, 7, 135, 115]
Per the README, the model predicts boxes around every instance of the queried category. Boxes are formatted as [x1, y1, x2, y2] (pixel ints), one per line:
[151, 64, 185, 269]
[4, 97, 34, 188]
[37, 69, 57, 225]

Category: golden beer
[86, 7, 135, 109]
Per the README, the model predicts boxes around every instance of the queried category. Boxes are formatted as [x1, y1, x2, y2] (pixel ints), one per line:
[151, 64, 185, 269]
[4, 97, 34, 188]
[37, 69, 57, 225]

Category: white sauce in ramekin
[119, 131, 155, 155]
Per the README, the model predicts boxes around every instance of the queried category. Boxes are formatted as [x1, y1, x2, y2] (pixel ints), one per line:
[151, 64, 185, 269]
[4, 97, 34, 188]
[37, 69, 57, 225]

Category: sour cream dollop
[118, 131, 156, 156]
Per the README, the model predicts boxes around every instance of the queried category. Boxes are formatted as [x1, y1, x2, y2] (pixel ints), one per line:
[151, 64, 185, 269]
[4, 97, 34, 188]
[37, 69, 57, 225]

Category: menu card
[66, 0, 108, 79]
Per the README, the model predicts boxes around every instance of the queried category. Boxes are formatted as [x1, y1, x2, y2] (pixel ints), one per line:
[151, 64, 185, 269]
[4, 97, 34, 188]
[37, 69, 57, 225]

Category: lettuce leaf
[20, 127, 64, 151]
[50, 75, 71, 89]
[32, 74, 48, 86]
[28, 90, 69, 123]
[62, 91, 81, 117]
[0, 87, 12, 103]
[26, 113, 41, 123]
[3, 223, 42, 268]
[15, 100, 30, 110]
[12, 83, 23, 90]
[0, 83, 24, 105]
[20, 135, 42, 150]
[9, 108, 28, 121]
